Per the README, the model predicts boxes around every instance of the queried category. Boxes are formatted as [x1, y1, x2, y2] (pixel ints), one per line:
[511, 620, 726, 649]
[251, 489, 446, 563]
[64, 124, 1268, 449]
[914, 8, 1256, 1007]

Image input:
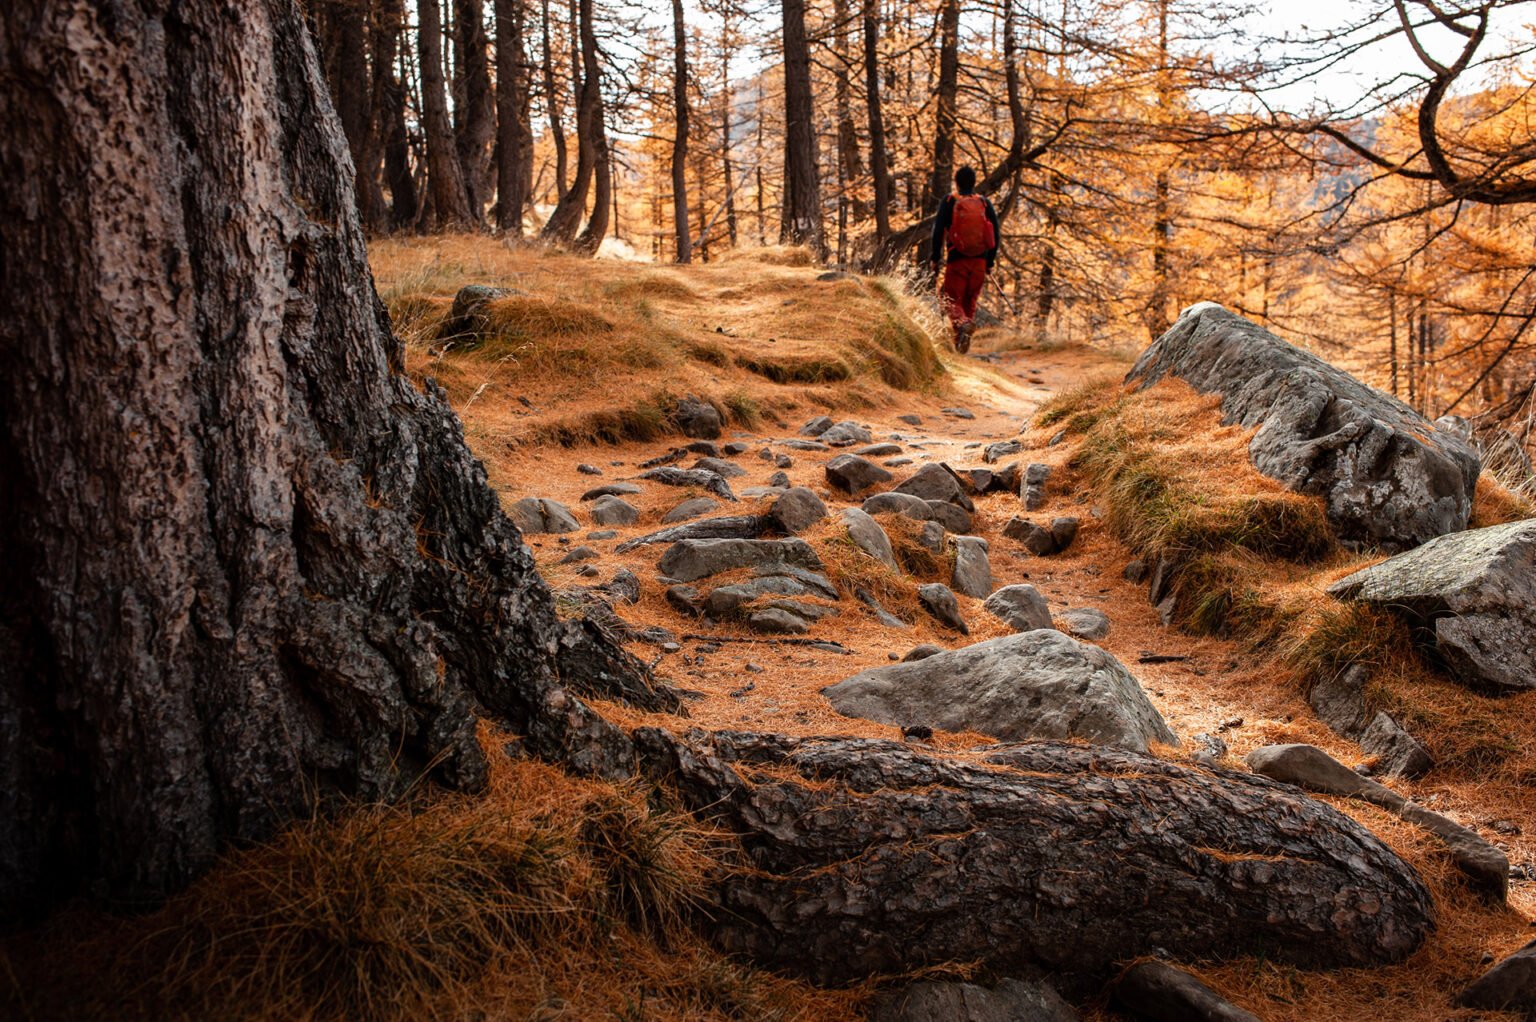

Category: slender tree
[495, 0, 533, 234]
[780, 0, 825, 257]
[454, 0, 497, 213]
[671, 0, 693, 262]
[863, 0, 893, 242]
[420, 0, 478, 226]
[540, 0, 569, 199]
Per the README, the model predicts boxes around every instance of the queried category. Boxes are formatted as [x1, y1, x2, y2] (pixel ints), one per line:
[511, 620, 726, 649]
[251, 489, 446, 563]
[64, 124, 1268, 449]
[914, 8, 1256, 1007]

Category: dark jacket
[931, 191, 1001, 268]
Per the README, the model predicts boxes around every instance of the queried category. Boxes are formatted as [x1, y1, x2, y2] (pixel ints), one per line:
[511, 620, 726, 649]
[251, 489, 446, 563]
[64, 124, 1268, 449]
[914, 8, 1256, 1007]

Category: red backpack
[946, 194, 994, 258]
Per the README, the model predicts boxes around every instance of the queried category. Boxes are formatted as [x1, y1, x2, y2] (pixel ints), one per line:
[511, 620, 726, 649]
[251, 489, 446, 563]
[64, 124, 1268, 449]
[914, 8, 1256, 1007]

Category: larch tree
[671, 0, 693, 262]
[420, 0, 479, 226]
[779, 0, 825, 256]
[495, 0, 534, 234]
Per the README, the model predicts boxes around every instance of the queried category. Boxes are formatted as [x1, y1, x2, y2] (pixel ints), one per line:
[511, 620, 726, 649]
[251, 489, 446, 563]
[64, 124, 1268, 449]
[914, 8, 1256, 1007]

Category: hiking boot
[954, 322, 973, 354]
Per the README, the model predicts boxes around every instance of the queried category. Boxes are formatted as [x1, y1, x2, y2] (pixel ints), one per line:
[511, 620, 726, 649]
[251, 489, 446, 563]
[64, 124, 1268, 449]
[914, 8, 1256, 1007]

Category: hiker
[929, 166, 1000, 354]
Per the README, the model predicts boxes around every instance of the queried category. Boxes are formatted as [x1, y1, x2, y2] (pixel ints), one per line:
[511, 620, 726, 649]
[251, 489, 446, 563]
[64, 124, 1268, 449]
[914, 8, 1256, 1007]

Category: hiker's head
[954, 166, 977, 194]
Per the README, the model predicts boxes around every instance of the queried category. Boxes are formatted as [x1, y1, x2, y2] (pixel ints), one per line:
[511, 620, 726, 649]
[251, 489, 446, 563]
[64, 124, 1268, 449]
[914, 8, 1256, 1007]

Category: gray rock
[896, 413, 923, 426]
[657, 537, 824, 583]
[685, 440, 722, 458]
[1112, 961, 1259, 1022]
[509, 497, 580, 534]
[1457, 938, 1536, 1013]
[919, 520, 947, 552]
[826, 454, 894, 495]
[665, 585, 702, 615]
[1005, 516, 1058, 555]
[1192, 732, 1229, 763]
[983, 440, 1023, 464]
[1123, 559, 1149, 583]
[856, 588, 910, 629]
[1024, 462, 1051, 510]
[1126, 306, 1480, 550]
[588, 494, 639, 526]
[902, 643, 945, 662]
[722, 441, 750, 456]
[601, 569, 642, 604]
[1049, 516, 1080, 551]
[749, 607, 811, 634]
[577, 463, 603, 476]
[581, 482, 643, 501]
[942, 406, 976, 420]
[558, 545, 599, 564]
[740, 486, 787, 499]
[856, 442, 904, 457]
[703, 576, 815, 618]
[693, 456, 746, 478]
[823, 630, 1178, 752]
[775, 453, 794, 468]
[874, 978, 1078, 1022]
[1309, 664, 1372, 736]
[1059, 607, 1110, 640]
[1326, 520, 1536, 692]
[760, 563, 839, 599]
[674, 395, 723, 439]
[767, 470, 792, 489]
[769, 487, 828, 535]
[893, 463, 975, 512]
[992, 461, 1022, 494]
[821, 420, 874, 446]
[437, 284, 515, 344]
[780, 438, 828, 451]
[661, 496, 719, 523]
[1360, 712, 1435, 779]
[640, 466, 737, 501]
[843, 508, 898, 570]
[983, 584, 1053, 631]
[1246, 744, 1508, 900]
[616, 514, 767, 552]
[764, 598, 839, 622]
[799, 415, 834, 436]
[916, 583, 969, 634]
[587, 530, 618, 540]
[884, 457, 915, 467]
[862, 491, 973, 533]
[951, 536, 992, 598]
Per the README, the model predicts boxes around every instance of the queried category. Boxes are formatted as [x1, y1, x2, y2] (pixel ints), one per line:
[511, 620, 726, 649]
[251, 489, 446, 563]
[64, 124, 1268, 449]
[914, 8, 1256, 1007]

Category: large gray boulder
[893, 463, 976, 512]
[984, 584, 1053, 631]
[822, 630, 1177, 752]
[1327, 519, 1536, 692]
[1126, 305, 1480, 551]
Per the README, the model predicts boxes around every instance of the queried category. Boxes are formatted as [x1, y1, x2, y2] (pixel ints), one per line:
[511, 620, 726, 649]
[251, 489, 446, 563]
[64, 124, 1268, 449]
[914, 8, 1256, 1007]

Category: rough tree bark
[635, 731, 1434, 983]
[494, 0, 533, 234]
[453, 0, 497, 213]
[779, 0, 825, 258]
[540, 0, 599, 242]
[570, 0, 610, 253]
[670, 0, 692, 263]
[313, 0, 382, 228]
[539, 0, 568, 199]
[419, 0, 478, 227]
[0, 0, 667, 912]
[832, 0, 867, 224]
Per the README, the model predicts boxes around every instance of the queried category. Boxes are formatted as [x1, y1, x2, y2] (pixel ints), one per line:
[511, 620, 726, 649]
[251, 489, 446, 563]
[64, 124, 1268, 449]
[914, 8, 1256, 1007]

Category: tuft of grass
[735, 353, 854, 384]
[1471, 471, 1535, 527]
[855, 315, 944, 391]
[722, 390, 761, 427]
[1, 739, 858, 1022]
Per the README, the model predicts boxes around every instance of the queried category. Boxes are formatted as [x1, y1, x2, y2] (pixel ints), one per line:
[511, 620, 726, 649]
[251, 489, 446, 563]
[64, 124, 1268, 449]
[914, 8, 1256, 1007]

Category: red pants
[940, 257, 988, 329]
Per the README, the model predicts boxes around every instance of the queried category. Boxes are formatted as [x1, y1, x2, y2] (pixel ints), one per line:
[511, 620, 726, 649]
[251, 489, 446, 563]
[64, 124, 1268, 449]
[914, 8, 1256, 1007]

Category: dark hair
[954, 166, 977, 192]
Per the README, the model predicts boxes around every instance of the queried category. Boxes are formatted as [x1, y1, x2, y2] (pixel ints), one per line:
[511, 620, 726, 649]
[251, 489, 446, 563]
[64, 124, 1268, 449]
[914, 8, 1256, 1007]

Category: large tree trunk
[494, 0, 533, 235]
[314, 0, 382, 229]
[863, 0, 892, 242]
[670, 0, 692, 263]
[0, 0, 667, 913]
[779, 0, 825, 258]
[419, 0, 478, 227]
[453, 0, 497, 214]
[546, 0, 605, 248]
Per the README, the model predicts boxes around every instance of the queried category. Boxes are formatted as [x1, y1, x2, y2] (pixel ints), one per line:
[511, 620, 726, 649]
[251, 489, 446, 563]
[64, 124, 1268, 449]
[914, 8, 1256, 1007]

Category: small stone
[661, 496, 720, 524]
[843, 508, 898, 570]
[674, 396, 722, 439]
[984, 440, 1023, 463]
[902, 643, 945, 662]
[855, 442, 903, 457]
[1004, 516, 1058, 555]
[941, 407, 976, 420]
[883, 457, 915, 467]
[896, 414, 923, 426]
[1059, 607, 1110, 640]
[820, 420, 874, 447]
[950, 536, 992, 598]
[722, 441, 750, 456]
[576, 564, 600, 577]
[825, 454, 893, 495]
[745, 662, 765, 673]
[587, 530, 618, 540]
[758, 447, 775, 461]
[694, 456, 747, 478]
[749, 607, 811, 635]
[685, 440, 722, 458]
[558, 545, 599, 564]
[775, 453, 794, 468]
[918, 520, 946, 552]
[799, 415, 834, 436]
[588, 494, 639, 526]
[770, 487, 829, 535]
[1023, 462, 1051, 510]
[983, 584, 1052, 632]
[1123, 559, 1149, 583]
[917, 583, 968, 634]
[1049, 516, 1080, 551]
[577, 463, 603, 476]
[602, 569, 642, 604]
[509, 497, 580, 534]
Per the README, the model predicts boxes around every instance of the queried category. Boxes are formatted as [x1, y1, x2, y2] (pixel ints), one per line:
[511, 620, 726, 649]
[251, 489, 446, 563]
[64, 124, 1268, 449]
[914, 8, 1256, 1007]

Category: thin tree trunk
[420, 0, 477, 227]
[571, 0, 610, 252]
[454, 0, 497, 215]
[1147, 0, 1172, 338]
[863, 0, 892, 242]
[925, 0, 959, 221]
[720, 82, 738, 246]
[0, 0, 666, 912]
[381, 0, 420, 230]
[833, 0, 867, 223]
[540, 0, 567, 198]
[540, 0, 598, 242]
[495, 0, 532, 234]
[779, 0, 825, 257]
[315, 0, 381, 228]
[670, 0, 692, 263]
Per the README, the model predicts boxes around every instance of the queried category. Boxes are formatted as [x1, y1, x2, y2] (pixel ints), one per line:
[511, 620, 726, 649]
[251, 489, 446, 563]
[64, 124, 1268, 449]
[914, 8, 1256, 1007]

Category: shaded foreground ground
[6, 241, 1532, 1020]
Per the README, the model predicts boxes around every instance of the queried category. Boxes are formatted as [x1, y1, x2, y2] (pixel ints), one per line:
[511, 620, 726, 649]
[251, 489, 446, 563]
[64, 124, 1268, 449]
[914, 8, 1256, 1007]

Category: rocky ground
[377, 244, 1536, 1020]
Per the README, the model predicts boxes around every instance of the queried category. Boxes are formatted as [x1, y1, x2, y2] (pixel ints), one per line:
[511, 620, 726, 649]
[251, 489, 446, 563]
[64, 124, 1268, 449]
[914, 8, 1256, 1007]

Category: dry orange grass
[0, 726, 865, 1022]
[370, 235, 945, 455]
